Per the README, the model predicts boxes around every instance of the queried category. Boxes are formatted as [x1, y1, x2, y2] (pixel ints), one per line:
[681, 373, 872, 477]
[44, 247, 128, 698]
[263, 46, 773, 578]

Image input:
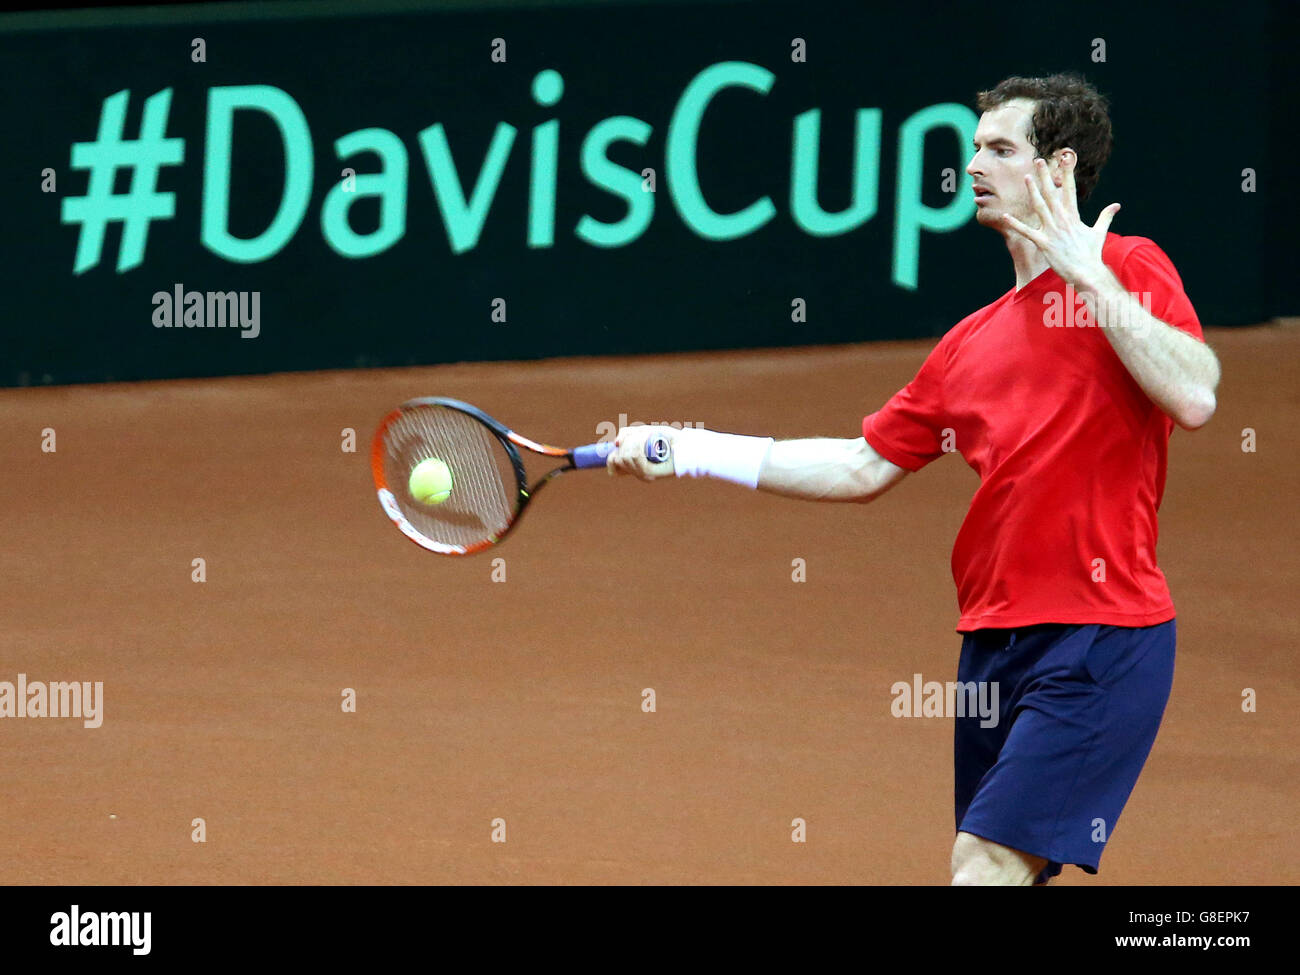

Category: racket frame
[372, 396, 602, 556]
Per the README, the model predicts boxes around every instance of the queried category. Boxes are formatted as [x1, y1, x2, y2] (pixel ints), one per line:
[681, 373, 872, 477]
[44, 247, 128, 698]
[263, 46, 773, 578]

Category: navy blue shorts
[954, 620, 1176, 882]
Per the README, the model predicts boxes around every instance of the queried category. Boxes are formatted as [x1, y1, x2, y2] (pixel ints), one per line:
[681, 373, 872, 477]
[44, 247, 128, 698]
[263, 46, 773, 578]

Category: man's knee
[951, 831, 1046, 886]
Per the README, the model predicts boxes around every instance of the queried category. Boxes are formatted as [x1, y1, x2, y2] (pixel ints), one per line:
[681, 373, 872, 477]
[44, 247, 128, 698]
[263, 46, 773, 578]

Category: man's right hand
[605, 425, 679, 481]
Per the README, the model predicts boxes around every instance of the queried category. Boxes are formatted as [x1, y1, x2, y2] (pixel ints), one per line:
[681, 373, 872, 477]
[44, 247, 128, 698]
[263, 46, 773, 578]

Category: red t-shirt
[862, 234, 1204, 632]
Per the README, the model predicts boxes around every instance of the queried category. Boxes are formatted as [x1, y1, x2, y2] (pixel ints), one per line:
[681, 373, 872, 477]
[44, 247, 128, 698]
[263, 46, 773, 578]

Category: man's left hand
[1001, 158, 1121, 293]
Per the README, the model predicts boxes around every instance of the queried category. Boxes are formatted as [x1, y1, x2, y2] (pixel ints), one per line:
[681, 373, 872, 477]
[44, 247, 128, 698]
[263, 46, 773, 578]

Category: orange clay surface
[2, 324, 1296, 884]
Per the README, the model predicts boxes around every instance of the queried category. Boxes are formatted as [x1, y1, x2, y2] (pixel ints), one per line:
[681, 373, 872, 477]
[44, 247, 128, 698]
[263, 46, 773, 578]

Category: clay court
[3, 324, 1296, 885]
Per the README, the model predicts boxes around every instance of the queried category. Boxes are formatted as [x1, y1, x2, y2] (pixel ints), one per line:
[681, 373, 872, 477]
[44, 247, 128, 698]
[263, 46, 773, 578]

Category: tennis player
[607, 73, 1220, 885]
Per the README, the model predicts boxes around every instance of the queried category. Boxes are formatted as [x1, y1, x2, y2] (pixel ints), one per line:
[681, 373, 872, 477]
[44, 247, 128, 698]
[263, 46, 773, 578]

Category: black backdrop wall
[1, 0, 1293, 385]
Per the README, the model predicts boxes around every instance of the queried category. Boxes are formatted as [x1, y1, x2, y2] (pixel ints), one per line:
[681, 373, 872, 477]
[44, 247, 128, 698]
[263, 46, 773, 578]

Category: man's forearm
[1080, 268, 1220, 429]
[607, 427, 908, 499]
[757, 437, 904, 502]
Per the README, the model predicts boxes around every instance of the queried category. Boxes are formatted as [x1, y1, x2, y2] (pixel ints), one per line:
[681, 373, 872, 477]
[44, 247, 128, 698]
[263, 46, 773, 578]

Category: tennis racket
[371, 396, 672, 555]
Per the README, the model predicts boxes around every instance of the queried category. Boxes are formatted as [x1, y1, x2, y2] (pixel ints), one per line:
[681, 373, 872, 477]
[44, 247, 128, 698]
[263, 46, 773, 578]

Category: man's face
[966, 98, 1044, 229]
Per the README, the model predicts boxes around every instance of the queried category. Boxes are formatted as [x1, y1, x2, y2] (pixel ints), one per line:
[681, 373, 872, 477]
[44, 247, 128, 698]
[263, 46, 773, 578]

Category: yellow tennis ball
[409, 457, 453, 505]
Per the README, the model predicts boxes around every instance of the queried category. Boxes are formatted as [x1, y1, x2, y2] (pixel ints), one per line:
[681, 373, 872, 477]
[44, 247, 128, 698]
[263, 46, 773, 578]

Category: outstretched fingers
[1094, 201, 1122, 236]
[1062, 163, 1080, 219]
[1001, 211, 1047, 250]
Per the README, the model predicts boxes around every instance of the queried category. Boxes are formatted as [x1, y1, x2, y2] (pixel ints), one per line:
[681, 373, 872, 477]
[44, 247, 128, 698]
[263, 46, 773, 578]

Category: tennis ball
[409, 457, 453, 505]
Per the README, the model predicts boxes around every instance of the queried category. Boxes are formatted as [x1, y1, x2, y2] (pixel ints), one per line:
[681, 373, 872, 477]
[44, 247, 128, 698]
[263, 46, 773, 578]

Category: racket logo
[378, 488, 403, 521]
[399, 520, 437, 551]
[378, 488, 442, 553]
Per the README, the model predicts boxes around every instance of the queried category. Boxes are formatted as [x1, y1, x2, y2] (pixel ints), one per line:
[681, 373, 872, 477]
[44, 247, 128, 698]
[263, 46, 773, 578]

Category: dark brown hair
[976, 73, 1113, 202]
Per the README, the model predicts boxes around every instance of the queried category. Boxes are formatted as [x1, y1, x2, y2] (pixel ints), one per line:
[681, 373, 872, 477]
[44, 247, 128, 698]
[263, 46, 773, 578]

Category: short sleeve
[862, 340, 948, 472]
[1110, 241, 1204, 342]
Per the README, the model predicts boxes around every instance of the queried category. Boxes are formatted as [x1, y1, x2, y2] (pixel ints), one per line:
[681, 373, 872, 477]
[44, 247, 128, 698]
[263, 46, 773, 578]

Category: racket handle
[572, 436, 671, 469]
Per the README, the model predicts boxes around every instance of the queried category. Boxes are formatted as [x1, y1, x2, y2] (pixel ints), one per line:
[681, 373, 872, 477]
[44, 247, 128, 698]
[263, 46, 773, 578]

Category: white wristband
[672, 428, 774, 489]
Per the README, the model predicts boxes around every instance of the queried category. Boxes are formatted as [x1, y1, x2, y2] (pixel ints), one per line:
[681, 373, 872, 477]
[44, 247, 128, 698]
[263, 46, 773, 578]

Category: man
[606, 73, 1220, 885]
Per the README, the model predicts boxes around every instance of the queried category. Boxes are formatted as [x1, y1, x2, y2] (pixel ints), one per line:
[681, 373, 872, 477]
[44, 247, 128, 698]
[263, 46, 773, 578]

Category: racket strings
[383, 406, 516, 551]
